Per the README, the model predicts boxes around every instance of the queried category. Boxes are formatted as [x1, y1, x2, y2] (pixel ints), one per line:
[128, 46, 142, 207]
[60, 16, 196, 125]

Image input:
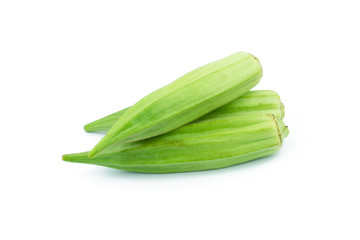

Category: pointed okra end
[83, 116, 113, 132]
[84, 121, 113, 133]
[83, 122, 105, 132]
[83, 123, 94, 132]
[83, 108, 130, 133]
[88, 148, 100, 158]
[88, 136, 116, 158]
[88, 119, 129, 158]
[62, 151, 90, 163]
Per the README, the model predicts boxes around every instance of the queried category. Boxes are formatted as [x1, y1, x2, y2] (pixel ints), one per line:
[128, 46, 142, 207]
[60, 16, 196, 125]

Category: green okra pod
[63, 114, 289, 173]
[88, 52, 263, 157]
[84, 90, 284, 132]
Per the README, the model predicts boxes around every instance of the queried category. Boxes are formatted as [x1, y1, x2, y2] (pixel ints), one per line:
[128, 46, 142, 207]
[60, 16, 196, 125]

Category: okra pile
[63, 52, 289, 173]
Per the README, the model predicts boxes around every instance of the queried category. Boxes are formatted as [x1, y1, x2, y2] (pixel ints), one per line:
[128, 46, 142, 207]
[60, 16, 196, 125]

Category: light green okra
[84, 90, 285, 132]
[63, 114, 289, 173]
[89, 52, 263, 157]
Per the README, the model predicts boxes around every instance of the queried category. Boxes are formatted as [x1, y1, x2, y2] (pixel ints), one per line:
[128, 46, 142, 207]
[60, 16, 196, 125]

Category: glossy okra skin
[88, 52, 263, 157]
[84, 90, 284, 132]
[63, 114, 288, 173]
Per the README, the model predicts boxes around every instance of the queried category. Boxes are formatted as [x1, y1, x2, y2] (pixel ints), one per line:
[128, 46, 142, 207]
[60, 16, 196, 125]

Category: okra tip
[88, 151, 96, 158]
[62, 154, 75, 162]
[62, 151, 90, 163]
[83, 123, 94, 132]
[88, 142, 107, 158]
[88, 129, 121, 158]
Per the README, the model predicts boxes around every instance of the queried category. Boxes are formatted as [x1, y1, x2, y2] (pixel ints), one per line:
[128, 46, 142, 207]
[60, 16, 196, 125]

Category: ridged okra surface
[89, 52, 263, 157]
[64, 114, 289, 173]
[84, 90, 284, 132]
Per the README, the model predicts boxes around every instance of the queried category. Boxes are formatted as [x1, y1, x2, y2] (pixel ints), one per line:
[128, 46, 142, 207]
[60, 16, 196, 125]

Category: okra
[63, 114, 288, 173]
[88, 52, 263, 157]
[84, 90, 284, 132]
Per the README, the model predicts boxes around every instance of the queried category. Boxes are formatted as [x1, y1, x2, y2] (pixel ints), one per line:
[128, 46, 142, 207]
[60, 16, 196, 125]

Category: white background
[1, 0, 359, 239]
